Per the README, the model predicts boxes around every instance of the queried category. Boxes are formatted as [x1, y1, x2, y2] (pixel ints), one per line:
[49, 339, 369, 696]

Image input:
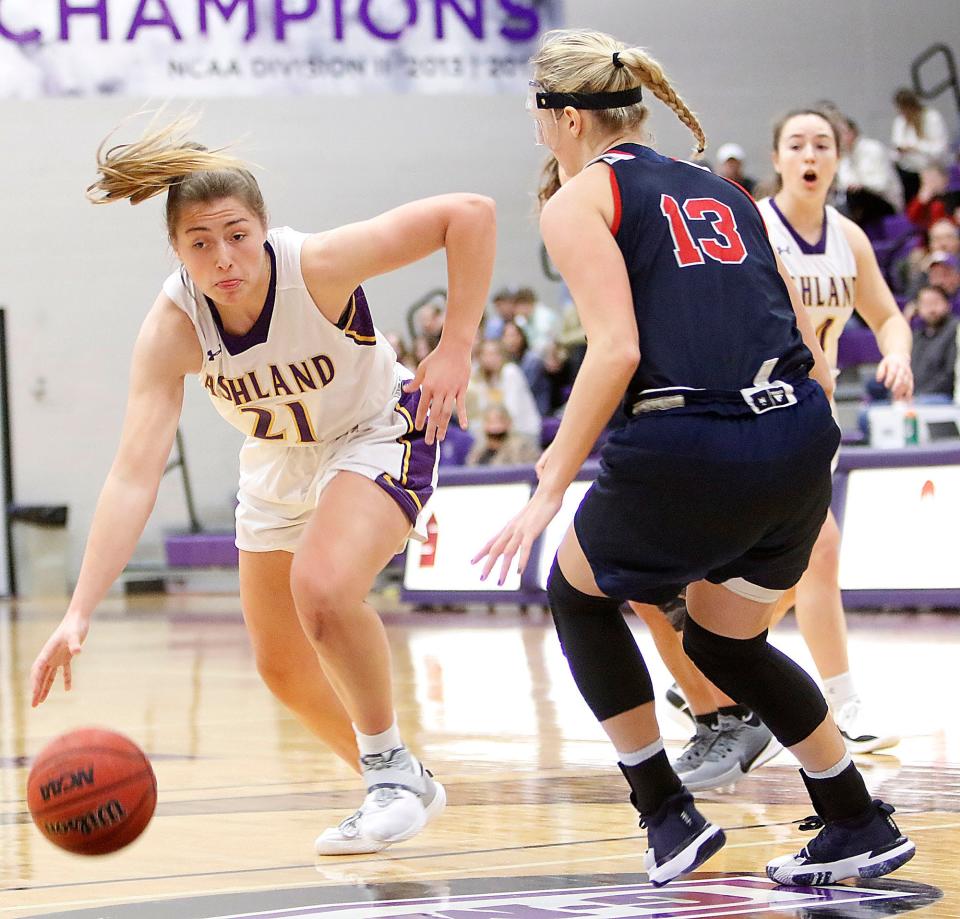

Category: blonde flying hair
[86, 111, 267, 239]
[531, 29, 706, 158]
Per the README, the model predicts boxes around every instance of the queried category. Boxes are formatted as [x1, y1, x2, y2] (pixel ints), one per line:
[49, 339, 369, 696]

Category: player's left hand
[472, 488, 563, 586]
[876, 353, 913, 401]
[403, 343, 470, 445]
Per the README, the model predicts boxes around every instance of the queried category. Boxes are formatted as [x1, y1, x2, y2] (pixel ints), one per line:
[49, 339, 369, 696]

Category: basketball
[27, 728, 157, 856]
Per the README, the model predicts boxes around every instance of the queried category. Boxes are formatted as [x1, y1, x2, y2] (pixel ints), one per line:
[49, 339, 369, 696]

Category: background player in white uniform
[29, 114, 496, 855]
[631, 110, 913, 791]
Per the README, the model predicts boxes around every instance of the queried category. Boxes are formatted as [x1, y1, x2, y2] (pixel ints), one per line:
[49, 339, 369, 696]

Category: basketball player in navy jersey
[475, 29, 914, 887]
[29, 114, 496, 856]
[631, 109, 913, 794]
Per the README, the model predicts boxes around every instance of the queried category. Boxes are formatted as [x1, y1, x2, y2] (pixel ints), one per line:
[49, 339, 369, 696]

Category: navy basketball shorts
[575, 383, 841, 605]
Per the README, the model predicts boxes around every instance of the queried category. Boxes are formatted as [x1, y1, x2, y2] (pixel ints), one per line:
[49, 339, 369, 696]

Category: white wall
[1, 0, 957, 579]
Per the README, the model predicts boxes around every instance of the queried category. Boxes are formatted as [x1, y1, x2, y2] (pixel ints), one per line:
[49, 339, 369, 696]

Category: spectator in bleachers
[926, 252, 960, 313]
[501, 319, 551, 415]
[411, 334, 432, 366]
[911, 285, 958, 400]
[465, 339, 541, 440]
[862, 283, 956, 431]
[414, 299, 445, 350]
[906, 165, 953, 230]
[927, 252, 960, 314]
[437, 413, 474, 467]
[714, 142, 756, 195]
[891, 88, 950, 203]
[465, 405, 540, 467]
[541, 340, 576, 415]
[836, 116, 903, 228]
[897, 218, 960, 301]
[512, 286, 559, 355]
[484, 286, 517, 341]
[556, 291, 587, 378]
[929, 218, 960, 258]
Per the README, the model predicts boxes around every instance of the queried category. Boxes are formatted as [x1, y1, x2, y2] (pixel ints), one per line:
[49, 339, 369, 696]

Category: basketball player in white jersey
[632, 109, 913, 791]
[28, 114, 496, 855]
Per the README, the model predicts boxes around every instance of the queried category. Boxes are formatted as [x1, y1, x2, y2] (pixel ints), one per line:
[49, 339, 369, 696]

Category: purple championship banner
[0, 0, 563, 96]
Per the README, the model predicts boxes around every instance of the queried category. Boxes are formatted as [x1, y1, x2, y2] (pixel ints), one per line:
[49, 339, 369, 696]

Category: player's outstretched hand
[472, 489, 562, 586]
[876, 353, 913, 402]
[30, 612, 88, 707]
[403, 343, 470, 445]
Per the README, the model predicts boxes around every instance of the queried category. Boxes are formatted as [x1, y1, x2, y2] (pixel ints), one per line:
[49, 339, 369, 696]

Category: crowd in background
[382, 87, 960, 465]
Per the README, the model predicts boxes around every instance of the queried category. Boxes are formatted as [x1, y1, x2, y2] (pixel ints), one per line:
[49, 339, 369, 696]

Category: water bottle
[903, 408, 919, 446]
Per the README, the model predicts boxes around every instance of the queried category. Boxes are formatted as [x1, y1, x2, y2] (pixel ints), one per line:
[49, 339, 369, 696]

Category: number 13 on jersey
[660, 194, 748, 267]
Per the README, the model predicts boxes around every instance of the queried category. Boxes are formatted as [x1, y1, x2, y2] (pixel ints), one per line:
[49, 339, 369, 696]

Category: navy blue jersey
[599, 144, 813, 416]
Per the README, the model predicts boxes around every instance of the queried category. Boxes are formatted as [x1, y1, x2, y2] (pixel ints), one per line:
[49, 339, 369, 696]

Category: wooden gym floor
[0, 595, 956, 918]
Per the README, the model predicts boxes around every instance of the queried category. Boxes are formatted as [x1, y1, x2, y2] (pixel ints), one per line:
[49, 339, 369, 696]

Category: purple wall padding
[837, 326, 882, 369]
[164, 532, 239, 568]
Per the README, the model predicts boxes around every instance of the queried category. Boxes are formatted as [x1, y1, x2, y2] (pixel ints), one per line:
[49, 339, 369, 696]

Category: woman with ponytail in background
[29, 114, 496, 857]
[476, 30, 914, 888]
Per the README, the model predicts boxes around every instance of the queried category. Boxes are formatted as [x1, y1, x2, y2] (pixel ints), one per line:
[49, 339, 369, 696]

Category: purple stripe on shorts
[375, 386, 437, 524]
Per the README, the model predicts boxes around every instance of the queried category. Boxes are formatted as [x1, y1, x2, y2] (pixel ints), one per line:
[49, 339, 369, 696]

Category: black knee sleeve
[682, 615, 828, 747]
[547, 559, 654, 722]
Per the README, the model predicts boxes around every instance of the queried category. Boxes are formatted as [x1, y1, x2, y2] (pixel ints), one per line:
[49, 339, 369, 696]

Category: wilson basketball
[27, 727, 157, 855]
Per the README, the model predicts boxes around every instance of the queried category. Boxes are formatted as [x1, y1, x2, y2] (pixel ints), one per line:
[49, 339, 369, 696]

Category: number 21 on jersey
[660, 194, 748, 267]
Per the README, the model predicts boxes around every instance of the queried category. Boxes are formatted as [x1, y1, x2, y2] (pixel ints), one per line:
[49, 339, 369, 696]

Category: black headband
[534, 85, 644, 111]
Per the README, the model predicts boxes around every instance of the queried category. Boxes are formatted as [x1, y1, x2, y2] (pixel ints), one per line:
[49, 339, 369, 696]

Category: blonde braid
[532, 31, 706, 158]
[619, 48, 706, 157]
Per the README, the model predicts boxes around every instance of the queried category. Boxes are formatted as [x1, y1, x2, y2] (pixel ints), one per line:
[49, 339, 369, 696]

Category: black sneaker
[641, 789, 726, 887]
[766, 799, 915, 886]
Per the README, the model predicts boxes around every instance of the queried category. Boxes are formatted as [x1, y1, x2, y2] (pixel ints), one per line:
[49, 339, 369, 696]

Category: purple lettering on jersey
[270, 365, 294, 397]
[60, 1, 108, 40]
[126, 0, 182, 40]
[842, 276, 855, 306]
[359, 0, 416, 40]
[248, 370, 269, 400]
[813, 277, 825, 307]
[284, 401, 319, 443]
[273, 0, 318, 41]
[827, 277, 839, 306]
[800, 276, 813, 306]
[289, 361, 318, 392]
[217, 376, 232, 400]
[203, 375, 218, 399]
[239, 406, 284, 440]
[435, 0, 483, 40]
[498, 0, 539, 41]
[227, 376, 252, 405]
[199, 0, 256, 41]
[311, 354, 335, 386]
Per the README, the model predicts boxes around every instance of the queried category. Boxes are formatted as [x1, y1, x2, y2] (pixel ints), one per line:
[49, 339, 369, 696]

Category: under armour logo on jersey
[207, 346, 222, 361]
[776, 245, 792, 256]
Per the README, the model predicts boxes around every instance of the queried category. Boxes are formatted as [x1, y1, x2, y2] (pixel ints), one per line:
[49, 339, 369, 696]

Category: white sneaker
[834, 698, 899, 754]
[315, 747, 446, 856]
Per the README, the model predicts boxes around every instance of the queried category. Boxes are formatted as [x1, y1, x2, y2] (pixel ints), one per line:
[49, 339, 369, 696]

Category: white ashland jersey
[163, 226, 398, 445]
[757, 198, 857, 371]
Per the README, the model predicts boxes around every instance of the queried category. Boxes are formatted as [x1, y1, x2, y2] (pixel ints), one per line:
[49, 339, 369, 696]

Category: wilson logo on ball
[44, 799, 126, 837]
[39, 767, 95, 801]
